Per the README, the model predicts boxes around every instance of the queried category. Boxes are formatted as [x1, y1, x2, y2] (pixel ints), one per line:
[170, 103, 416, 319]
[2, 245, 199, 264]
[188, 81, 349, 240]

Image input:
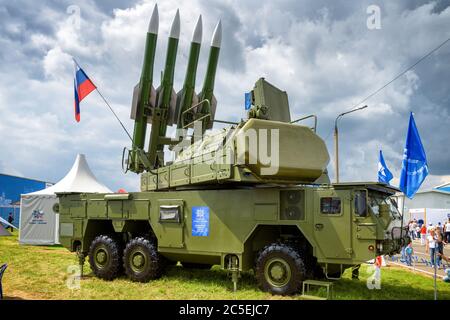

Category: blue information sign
[192, 206, 210, 237]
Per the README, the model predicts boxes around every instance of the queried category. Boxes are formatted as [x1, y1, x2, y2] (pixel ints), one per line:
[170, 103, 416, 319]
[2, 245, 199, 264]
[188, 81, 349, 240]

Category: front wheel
[255, 243, 306, 295]
[123, 237, 165, 282]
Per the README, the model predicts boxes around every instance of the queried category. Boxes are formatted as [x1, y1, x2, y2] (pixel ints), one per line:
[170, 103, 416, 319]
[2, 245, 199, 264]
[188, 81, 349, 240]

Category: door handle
[315, 223, 324, 231]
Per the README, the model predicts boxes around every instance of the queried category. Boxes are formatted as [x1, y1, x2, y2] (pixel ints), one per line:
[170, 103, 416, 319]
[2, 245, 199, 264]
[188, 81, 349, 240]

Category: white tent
[19, 154, 112, 245]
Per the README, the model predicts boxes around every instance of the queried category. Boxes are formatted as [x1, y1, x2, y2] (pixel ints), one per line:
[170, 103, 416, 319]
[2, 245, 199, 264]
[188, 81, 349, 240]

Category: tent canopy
[19, 154, 111, 245]
[25, 154, 112, 196]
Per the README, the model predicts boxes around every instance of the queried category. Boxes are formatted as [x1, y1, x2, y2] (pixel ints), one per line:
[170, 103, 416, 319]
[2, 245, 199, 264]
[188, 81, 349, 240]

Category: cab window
[320, 197, 341, 214]
[354, 191, 368, 217]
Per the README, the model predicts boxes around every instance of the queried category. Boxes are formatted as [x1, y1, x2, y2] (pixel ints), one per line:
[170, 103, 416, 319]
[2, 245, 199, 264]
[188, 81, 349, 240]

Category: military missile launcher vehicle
[57, 5, 409, 295]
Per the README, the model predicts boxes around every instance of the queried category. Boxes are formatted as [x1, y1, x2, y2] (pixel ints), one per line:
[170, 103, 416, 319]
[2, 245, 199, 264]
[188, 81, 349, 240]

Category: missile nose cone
[169, 9, 181, 39]
[192, 15, 203, 44]
[211, 19, 222, 48]
[148, 4, 159, 34]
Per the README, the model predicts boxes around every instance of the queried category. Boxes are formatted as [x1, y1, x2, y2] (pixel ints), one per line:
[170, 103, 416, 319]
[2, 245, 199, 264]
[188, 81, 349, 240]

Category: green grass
[1, 233, 449, 300]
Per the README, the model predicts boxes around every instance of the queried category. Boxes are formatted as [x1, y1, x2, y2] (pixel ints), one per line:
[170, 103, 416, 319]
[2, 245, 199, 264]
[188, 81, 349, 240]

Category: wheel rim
[94, 245, 109, 270]
[264, 257, 292, 288]
[129, 247, 148, 274]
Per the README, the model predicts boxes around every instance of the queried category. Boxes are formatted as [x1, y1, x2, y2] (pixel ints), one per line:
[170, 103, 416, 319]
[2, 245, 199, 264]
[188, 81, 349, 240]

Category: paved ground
[388, 238, 450, 278]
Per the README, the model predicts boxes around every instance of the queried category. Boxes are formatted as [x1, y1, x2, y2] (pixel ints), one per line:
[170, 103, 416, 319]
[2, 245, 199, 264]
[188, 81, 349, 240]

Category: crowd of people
[402, 218, 450, 269]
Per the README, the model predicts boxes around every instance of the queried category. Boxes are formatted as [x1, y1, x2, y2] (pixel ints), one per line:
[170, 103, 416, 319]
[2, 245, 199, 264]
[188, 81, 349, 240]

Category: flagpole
[72, 57, 132, 142]
[399, 112, 432, 298]
[94, 88, 133, 142]
[401, 193, 406, 242]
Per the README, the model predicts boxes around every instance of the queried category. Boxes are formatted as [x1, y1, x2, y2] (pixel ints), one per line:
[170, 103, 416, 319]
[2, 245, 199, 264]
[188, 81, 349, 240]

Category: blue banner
[244, 92, 252, 110]
[378, 150, 393, 184]
[399, 112, 428, 199]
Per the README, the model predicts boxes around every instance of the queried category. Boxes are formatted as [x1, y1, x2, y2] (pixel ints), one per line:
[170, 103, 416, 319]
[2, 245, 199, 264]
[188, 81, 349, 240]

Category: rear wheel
[181, 262, 212, 270]
[88, 235, 122, 281]
[123, 237, 165, 282]
[255, 243, 306, 295]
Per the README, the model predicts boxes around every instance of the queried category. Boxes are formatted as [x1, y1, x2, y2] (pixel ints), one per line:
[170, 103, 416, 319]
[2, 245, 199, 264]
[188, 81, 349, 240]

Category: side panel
[150, 189, 274, 255]
[107, 201, 124, 219]
[156, 199, 184, 248]
[87, 199, 107, 218]
[313, 189, 352, 260]
[58, 194, 85, 251]
[124, 199, 150, 220]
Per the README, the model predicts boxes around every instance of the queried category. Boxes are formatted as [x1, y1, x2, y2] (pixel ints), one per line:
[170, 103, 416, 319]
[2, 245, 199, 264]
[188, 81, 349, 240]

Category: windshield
[388, 197, 402, 219]
[368, 192, 402, 219]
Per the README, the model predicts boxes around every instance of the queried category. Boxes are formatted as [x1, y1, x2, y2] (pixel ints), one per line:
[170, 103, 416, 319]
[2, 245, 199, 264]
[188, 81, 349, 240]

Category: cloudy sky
[0, 0, 449, 192]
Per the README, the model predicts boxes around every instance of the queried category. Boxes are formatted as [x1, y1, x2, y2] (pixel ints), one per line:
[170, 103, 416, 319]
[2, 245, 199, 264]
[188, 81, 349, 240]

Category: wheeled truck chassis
[58, 183, 406, 295]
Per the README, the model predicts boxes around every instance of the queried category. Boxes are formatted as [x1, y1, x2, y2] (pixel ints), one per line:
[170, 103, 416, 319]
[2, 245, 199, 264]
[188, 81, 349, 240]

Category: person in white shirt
[409, 221, 416, 240]
[426, 228, 439, 268]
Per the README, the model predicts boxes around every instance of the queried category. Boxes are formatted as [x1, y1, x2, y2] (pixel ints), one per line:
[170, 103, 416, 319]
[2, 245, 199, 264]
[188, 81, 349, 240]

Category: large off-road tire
[255, 243, 306, 295]
[123, 237, 165, 282]
[181, 262, 212, 270]
[88, 235, 123, 281]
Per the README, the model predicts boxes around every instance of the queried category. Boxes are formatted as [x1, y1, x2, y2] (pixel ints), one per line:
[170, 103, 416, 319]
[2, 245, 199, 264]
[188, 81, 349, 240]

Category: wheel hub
[129, 248, 148, 273]
[132, 253, 145, 268]
[265, 258, 291, 288]
[270, 264, 285, 280]
[95, 249, 107, 265]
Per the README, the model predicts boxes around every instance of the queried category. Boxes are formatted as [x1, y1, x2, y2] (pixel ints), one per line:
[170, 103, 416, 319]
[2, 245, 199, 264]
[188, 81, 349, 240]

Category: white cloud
[43, 46, 73, 79]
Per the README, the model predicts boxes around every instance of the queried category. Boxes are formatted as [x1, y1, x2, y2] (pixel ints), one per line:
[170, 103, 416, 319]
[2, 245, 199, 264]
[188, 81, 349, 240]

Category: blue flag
[399, 112, 428, 199]
[378, 150, 393, 184]
[244, 92, 252, 110]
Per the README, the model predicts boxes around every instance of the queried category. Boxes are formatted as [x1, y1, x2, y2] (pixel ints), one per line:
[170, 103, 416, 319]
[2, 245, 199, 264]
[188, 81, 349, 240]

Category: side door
[313, 189, 352, 259]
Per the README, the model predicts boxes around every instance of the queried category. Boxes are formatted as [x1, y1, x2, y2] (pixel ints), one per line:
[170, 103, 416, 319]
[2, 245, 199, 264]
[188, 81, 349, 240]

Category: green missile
[198, 20, 221, 132]
[176, 15, 203, 130]
[148, 9, 180, 167]
[130, 4, 159, 172]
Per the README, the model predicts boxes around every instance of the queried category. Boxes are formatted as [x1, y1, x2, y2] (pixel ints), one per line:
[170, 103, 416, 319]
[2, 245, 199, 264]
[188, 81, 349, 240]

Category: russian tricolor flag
[73, 60, 96, 122]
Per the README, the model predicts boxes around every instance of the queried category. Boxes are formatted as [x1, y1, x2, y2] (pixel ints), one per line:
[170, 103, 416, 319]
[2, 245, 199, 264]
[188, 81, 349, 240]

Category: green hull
[58, 183, 405, 274]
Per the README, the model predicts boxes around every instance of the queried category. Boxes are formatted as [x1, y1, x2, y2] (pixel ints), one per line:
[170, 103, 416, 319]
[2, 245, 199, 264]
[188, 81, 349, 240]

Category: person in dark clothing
[7, 213, 14, 232]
